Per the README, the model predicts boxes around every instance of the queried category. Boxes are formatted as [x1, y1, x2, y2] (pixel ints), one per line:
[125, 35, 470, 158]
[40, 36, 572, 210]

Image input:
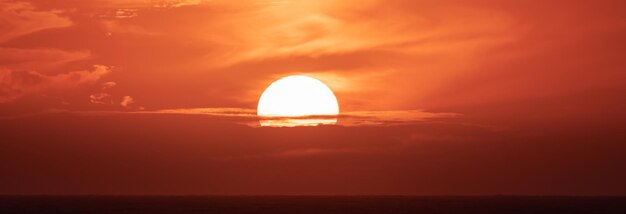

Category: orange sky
[1, 0, 626, 195]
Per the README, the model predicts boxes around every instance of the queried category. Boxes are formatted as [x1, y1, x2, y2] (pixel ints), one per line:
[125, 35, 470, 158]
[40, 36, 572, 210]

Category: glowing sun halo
[257, 75, 339, 126]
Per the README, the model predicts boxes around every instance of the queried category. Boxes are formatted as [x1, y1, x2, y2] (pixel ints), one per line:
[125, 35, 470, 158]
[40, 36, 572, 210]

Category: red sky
[1, 0, 625, 195]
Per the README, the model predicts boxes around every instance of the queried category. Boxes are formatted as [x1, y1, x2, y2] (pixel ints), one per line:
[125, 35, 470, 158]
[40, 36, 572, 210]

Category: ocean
[1, 196, 625, 214]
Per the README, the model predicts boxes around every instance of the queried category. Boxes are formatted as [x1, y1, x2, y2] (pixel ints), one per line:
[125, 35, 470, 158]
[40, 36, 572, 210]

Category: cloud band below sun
[130, 108, 458, 127]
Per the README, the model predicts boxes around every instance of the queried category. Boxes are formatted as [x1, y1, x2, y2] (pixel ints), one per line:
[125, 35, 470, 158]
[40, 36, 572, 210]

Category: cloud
[149, 107, 257, 117]
[81, 0, 525, 112]
[153, 0, 207, 8]
[90, 92, 112, 104]
[2, 108, 624, 195]
[132, 107, 457, 127]
[197, 0, 516, 66]
[3, 0, 622, 122]
[0, 1, 109, 105]
[0, 1, 72, 43]
[0, 48, 91, 71]
[101, 81, 117, 90]
[88, 0, 517, 67]
[339, 110, 458, 126]
[90, 82, 117, 104]
[103, 0, 210, 8]
[114, 8, 138, 18]
[89, 82, 140, 110]
[119, 95, 134, 107]
[101, 20, 155, 35]
[0, 65, 112, 103]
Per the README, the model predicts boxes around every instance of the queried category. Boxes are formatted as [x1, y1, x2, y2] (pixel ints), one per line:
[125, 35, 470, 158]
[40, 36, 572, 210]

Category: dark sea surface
[1, 196, 625, 214]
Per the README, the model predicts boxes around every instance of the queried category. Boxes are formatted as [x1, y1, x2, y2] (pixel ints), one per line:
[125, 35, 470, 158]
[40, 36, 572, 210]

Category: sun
[257, 75, 339, 126]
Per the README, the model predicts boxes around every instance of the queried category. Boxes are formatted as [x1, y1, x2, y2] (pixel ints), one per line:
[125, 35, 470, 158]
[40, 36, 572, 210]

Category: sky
[1, 0, 625, 195]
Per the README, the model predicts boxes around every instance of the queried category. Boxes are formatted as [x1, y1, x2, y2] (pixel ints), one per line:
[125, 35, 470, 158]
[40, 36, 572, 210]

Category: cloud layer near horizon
[137, 108, 459, 127]
[1, 112, 624, 195]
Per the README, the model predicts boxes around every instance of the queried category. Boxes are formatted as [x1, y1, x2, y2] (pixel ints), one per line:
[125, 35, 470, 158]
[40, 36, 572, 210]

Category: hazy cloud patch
[89, 82, 140, 110]
[89, 92, 113, 104]
[119, 95, 134, 107]
[0, 1, 72, 43]
[0, 65, 112, 103]
[0, 48, 91, 71]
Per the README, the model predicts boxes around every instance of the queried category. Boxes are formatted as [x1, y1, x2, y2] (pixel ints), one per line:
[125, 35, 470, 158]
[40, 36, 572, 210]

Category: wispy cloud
[0, 65, 112, 103]
[339, 110, 458, 126]
[154, 0, 207, 8]
[0, 1, 72, 43]
[149, 108, 257, 117]
[0, 48, 91, 71]
[87, 0, 517, 67]
[103, 0, 210, 8]
[113, 8, 138, 18]
[133, 107, 457, 127]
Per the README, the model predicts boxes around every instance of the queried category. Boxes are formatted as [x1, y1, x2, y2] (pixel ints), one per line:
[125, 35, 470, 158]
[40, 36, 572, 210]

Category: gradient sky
[1, 0, 625, 195]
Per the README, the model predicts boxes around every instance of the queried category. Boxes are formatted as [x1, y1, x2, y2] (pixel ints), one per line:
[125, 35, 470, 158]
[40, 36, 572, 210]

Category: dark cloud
[0, 113, 624, 195]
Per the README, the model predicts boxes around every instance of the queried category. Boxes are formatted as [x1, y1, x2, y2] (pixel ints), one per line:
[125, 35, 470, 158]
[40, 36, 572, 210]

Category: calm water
[1, 196, 625, 214]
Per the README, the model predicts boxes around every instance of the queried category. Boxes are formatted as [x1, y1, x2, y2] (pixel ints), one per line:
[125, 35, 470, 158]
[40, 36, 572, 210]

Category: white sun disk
[258, 75, 339, 117]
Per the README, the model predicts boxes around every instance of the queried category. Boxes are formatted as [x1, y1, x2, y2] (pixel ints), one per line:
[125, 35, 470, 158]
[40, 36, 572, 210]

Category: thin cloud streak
[134, 107, 458, 127]
[340, 110, 458, 126]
